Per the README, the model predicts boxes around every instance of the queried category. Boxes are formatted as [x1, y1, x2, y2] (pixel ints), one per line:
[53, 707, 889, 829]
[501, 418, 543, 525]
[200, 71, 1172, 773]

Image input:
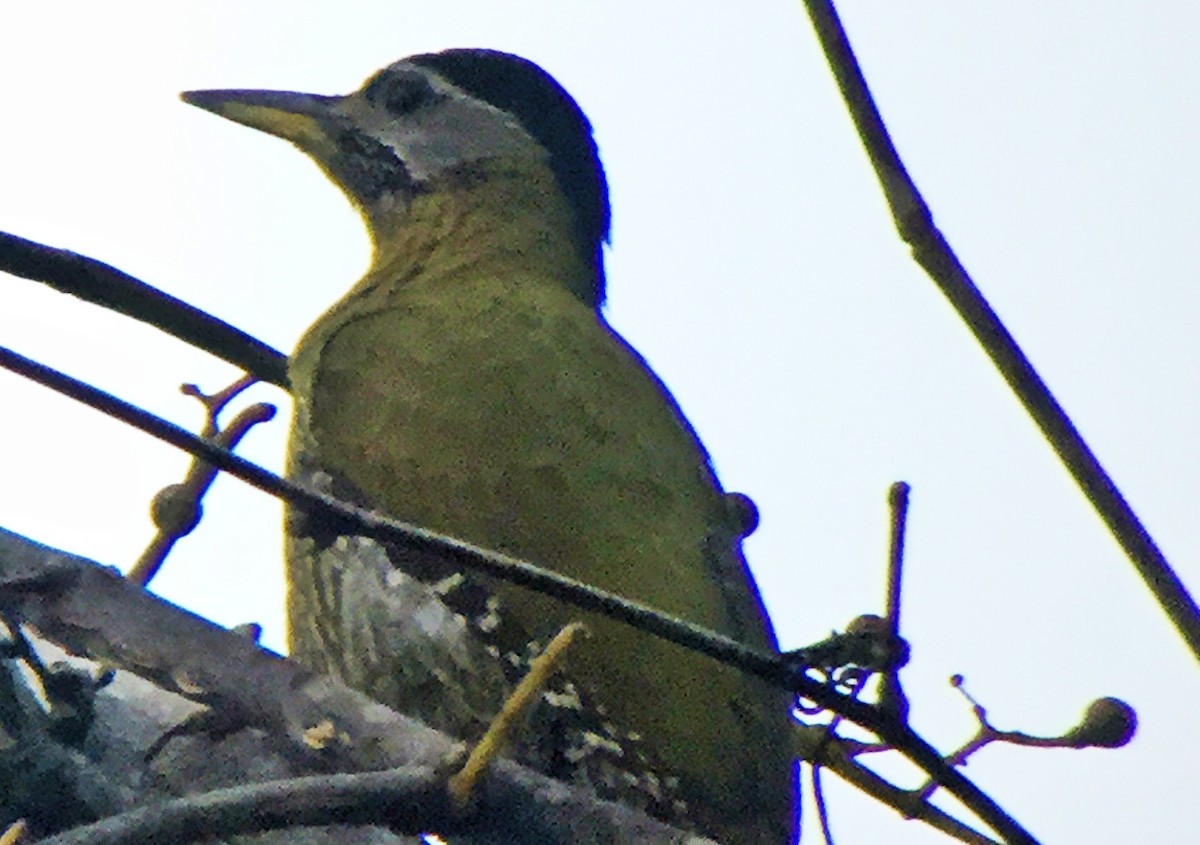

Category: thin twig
[0, 342, 839, 705]
[0, 230, 289, 387]
[33, 766, 455, 845]
[799, 1, 1200, 663]
[795, 724, 1002, 845]
[128, 376, 275, 586]
[884, 481, 909, 630]
[448, 623, 587, 807]
[813, 764, 834, 845]
[879, 481, 910, 722]
[0, 821, 27, 845]
[0, 341, 1035, 844]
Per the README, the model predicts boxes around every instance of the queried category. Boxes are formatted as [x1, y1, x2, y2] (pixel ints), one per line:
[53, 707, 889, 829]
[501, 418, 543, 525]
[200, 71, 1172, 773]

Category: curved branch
[799, 1, 1200, 661]
[0, 343, 1036, 844]
[0, 538, 715, 845]
[0, 230, 289, 388]
[35, 767, 453, 845]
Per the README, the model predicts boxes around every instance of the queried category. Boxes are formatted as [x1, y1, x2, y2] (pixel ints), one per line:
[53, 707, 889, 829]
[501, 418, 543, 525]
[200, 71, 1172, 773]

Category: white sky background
[0, 2, 1196, 842]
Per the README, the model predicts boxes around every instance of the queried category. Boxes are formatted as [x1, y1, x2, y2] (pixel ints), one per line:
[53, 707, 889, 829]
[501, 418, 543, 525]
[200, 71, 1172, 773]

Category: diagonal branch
[0, 342, 1039, 845]
[800, 0, 1200, 662]
[0, 230, 289, 388]
[34, 767, 456, 845]
[0, 533, 714, 845]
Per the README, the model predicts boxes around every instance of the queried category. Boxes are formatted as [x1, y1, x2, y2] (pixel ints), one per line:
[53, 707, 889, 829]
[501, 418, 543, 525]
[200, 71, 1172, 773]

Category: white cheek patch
[367, 94, 545, 183]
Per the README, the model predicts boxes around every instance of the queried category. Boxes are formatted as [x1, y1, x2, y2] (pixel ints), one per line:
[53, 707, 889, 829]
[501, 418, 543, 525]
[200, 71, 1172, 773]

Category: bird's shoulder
[287, 270, 763, 627]
[293, 272, 713, 476]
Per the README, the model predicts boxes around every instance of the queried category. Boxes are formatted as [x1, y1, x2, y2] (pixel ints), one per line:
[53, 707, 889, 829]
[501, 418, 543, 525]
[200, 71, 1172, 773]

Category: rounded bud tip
[1065, 697, 1137, 749]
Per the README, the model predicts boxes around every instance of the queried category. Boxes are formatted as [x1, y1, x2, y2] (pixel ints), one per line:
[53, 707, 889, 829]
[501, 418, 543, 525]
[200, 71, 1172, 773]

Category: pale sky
[1, 3, 1196, 843]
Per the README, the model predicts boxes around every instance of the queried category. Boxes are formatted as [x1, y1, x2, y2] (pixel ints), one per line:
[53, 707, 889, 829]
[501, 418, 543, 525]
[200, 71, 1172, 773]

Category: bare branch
[129, 377, 276, 586]
[799, 1, 1200, 663]
[0, 528, 720, 845]
[0, 229, 289, 387]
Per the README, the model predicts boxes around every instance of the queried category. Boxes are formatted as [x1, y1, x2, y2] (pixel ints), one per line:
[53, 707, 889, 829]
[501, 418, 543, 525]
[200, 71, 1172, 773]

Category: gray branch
[0, 526, 714, 845]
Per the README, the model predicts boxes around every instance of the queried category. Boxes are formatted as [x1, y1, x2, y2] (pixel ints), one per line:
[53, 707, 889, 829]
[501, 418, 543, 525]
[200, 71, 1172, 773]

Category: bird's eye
[364, 70, 436, 116]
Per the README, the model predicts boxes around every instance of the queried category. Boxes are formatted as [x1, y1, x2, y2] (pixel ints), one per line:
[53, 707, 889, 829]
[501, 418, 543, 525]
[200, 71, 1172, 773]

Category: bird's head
[183, 49, 610, 305]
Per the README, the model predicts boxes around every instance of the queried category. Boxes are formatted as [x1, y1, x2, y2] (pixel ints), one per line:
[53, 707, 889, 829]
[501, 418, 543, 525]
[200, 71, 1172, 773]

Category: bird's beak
[181, 89, 342, 149]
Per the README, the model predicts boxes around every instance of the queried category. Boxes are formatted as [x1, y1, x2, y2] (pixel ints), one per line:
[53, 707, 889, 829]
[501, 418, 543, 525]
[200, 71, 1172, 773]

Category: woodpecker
[183, 49, 795, 844]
